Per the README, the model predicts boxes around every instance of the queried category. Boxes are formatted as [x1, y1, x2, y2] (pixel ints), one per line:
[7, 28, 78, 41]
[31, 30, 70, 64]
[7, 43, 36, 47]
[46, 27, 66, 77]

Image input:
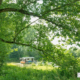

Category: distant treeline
[8, 44, 42, 62]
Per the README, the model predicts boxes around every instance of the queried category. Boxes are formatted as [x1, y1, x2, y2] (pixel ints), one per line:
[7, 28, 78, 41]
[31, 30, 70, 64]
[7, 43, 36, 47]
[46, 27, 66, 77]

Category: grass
[7, 62, 54, 70]
[0, 62, 80, 80]
[0, 65, 57, 80]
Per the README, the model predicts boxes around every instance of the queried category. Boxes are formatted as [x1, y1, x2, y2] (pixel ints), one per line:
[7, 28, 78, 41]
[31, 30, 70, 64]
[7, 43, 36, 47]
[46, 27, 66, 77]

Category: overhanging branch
[42, 0, 80, 16]
[0, 8, 40, 17]
[0, 0, 78, 27]
[0, 0, 79, 42]
[0, 38, 43, 52]
[0, 7, 72, 41]
[0, 37, 65, 66]
[14, 18, 39, 41]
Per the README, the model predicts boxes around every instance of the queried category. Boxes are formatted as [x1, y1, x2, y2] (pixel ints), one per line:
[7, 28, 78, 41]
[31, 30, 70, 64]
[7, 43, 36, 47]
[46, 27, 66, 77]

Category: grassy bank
[0, 63, 80, 80]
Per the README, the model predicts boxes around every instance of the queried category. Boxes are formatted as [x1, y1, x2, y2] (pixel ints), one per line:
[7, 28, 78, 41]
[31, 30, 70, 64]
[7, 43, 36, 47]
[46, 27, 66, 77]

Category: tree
[68, 47, 80, 58]
[0, 0, 80, 47]
[0, 0, 80, 73]
[0, 41, 11, 74]
[9, 44, 42, 62]
[9, 44, 23, 62]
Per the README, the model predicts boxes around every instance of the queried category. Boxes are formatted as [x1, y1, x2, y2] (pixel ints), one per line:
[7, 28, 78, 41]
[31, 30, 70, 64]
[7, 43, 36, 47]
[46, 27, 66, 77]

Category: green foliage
[0, 0, 80, 47]
[8, 44, 42, 62]
[0, 65, 80, 80]
[0, 0, 80, 77]
[9, 44, 23, 62]
[0, 41, 11, 74]
[0, 65, 56, 80]
[68, 47, 80, 58]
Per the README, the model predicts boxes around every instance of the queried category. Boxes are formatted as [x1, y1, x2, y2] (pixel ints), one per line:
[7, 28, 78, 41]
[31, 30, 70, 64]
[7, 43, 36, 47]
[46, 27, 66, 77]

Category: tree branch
[0, 0, 78, 26]
[0, 8, 41, 17]
[0, 37, 44, 52]
[0, 0, 79, 42]
[0, 37, 60, 65]
[0, 0, 79, 18]
[0, 8, 72, 41]
[14, 18, 39, 41]
[42, 0, 80, 16]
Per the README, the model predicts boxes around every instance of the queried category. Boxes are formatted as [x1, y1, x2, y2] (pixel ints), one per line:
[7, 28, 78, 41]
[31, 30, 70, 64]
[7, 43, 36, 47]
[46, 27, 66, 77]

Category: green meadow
[0, 62, 80, 80]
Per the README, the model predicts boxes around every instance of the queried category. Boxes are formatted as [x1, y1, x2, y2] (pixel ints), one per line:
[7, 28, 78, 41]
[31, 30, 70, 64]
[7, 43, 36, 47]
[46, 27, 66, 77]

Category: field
[7, 62, 54, 70]
[0, 62, 80, 80]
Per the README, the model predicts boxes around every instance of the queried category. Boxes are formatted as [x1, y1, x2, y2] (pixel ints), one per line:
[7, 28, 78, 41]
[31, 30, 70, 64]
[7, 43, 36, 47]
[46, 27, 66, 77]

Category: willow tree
[0, 0, 80, 71]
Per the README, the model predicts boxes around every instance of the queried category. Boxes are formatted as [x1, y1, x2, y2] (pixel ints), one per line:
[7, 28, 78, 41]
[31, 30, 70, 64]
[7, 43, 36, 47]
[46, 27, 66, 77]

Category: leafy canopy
[0, 0, 80, 65]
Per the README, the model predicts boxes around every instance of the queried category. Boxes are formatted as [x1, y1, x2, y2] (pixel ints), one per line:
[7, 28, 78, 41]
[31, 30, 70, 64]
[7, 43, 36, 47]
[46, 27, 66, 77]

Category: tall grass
[0, 63, 80, 80]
